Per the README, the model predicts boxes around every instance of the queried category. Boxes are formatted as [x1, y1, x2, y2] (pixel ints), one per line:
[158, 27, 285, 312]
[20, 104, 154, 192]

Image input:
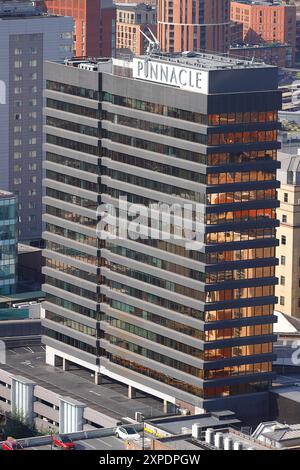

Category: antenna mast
[139, 27, 160, 56]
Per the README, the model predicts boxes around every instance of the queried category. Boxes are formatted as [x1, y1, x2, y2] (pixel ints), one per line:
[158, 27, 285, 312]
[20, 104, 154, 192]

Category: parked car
[1, 439, 24, 450]
[52, 434, 75, 450]
[115, 426, 140, 441]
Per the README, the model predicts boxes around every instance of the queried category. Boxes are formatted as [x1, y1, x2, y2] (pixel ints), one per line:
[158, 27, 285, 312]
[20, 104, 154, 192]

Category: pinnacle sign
[133, 58, 209, 94]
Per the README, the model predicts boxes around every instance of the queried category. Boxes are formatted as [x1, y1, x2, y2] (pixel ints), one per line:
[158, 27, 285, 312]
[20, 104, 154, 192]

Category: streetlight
[48, 427, 54, 451]
[141, 415, 145, 451]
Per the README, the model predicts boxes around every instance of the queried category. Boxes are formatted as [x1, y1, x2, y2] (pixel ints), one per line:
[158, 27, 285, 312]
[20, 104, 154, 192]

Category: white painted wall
[274, 311, 298, 333]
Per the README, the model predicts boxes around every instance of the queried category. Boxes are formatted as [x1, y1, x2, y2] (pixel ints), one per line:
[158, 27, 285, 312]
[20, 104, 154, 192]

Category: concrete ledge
[0, 424, 143, 449]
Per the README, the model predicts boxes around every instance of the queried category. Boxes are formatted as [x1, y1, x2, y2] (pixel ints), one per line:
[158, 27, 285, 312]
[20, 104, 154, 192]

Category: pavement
[1, 344, 170, 421]
[27, 435, 126, 451]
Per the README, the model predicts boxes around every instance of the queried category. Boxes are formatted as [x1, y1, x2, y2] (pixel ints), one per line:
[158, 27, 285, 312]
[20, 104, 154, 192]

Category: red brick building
[114, 0, 156, 3]
[231, 1, 296, 65]
[157, 0, 230, 54]
[42, 0, 116, 57]
[229, 42, 293, 68]
[116, 3, 156, 56]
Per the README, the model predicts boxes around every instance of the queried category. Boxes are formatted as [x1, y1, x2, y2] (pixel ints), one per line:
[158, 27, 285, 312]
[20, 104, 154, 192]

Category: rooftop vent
[182, 51, 196, 58]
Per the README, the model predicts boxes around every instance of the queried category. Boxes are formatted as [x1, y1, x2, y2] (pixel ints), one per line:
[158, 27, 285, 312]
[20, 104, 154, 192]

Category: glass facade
[100, 75, 279, 401]
[43, 59, 280, 410]
[0, 193, 17, 295]
[43, 78, 104, 357]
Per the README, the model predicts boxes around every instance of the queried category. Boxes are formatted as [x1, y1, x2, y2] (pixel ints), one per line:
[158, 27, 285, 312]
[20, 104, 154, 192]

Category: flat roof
[156, 436, 207, 450]
[232, 0, 290, 6]
[115, 2, 155, 10]
[150, 426, 270, 450]
[12, 375, 36, 386]
[60, 396, 86, 407]
[222, 429, 271, 450]
[261, 425, 300, 442]
[271, 384, 300, 403]
[0, 2, 68, 21]
[1, 344, 171, 422]
[138, 51, 275, 71]
[0, 190, 15, 199]
[0, 14, 66, 20]
[230, 42, 289, 50]
[63, 51, 275, 73]
[0, 290, 44, 304]
[148, 411, 240, 435]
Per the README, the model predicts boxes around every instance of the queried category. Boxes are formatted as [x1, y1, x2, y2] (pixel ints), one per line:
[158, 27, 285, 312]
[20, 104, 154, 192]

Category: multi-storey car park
[42, 52, 281, 422]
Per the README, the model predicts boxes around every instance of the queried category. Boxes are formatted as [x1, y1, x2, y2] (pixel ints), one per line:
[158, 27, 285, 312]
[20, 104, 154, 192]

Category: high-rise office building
[296, 13, 300, 63]
[157, 0, 230, 54]
[231, 0, 297, 65]
[0, 1, 73, 244]
[0, 191, 17, 295]
[276, 150, 300, 319]
[42, 0, 116, 58]
[42, 53, 280, 420]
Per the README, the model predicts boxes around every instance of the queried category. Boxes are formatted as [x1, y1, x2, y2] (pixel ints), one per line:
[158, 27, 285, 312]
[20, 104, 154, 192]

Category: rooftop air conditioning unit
[181, 427, 191, 435]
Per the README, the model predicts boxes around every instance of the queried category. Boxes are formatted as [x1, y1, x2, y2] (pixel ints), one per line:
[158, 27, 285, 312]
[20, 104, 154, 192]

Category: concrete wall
[0, 366, 125, 432]
[203, 391, 271, 427]
[270, 392, 300, 425]
[276, 180, 300, 318]
[0, 423, 143, 448]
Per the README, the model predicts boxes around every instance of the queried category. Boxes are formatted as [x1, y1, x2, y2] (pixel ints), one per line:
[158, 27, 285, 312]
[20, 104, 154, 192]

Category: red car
[1, 440, 24, 451]
[52, 434, 75, 450]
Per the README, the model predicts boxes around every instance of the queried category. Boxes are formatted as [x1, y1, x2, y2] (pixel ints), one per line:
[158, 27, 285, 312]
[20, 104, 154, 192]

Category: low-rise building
[128, 417, 285, 450]
[143, 411, 241, 439]
[253, 420, 300, 449]
[0, 290, 44, 321]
